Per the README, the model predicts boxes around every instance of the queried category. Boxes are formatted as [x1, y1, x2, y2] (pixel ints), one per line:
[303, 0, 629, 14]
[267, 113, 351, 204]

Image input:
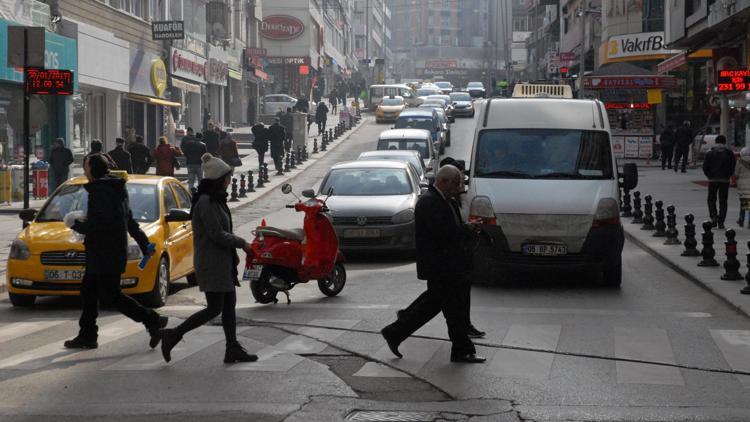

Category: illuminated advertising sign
[25, 67, 74, 95]
[717, 69, 750, 92]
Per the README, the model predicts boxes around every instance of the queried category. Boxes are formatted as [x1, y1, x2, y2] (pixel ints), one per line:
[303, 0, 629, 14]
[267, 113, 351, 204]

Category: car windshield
[435, 82, 451, 88]
[474, 129, 613, 179]
[467, 82, 483, 88]
[36, 183, 160, 223]
[377, 139, 430, 159]
[450, 92, 471, 101]
[321, 168, 413, 196]
[395, 117, 434, 132]
[417, 88, 440, 96]
[381, 98, 404, 106]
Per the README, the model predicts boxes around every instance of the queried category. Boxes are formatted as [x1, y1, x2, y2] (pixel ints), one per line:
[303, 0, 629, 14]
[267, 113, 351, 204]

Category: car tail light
[469, 195, 496, 225]
[592, 198, 620, 228]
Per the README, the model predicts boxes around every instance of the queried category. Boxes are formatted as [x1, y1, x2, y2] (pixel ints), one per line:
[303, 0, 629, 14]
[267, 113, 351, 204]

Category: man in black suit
[268, 118, 286, 175]
[381, 165, 485, 363]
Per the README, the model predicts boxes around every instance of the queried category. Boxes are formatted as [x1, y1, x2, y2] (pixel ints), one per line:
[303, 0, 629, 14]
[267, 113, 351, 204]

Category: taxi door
[163, 182, 193, 278]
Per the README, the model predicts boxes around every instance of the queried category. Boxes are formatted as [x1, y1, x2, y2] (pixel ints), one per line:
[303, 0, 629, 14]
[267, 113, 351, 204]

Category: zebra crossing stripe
[489, 324, 561, 380]
[0, 320, 68, 344]
[374, 336, 443, 374]
[274, 319, 360, 354]
[710, 330, 750, 388]
[354, 362, 411, 377]
[225, 345, 305, 372]
[614, 327, 684, 385]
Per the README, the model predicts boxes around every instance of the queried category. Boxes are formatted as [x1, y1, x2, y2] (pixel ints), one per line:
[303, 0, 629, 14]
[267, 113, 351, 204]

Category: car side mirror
[619, 163, 638, 190]
[302, 189, 315, 198]
[433, 141, 441, 152]
[19, 208, 37, 222]
[165, 208, 191, 222]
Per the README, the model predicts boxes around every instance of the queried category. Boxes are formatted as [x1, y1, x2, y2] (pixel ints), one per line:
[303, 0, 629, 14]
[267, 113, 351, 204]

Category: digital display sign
[25, 68, 74, 95]
[717, 69, 750, 92]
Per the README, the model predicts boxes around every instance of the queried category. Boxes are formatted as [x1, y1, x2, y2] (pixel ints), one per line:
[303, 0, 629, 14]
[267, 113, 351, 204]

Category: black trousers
[384, 279, 474, 356]
[79, 272, 158, 339]
[175, 291, 237, 343]
[272, 153, 283, 173]
[317, 120, 327, 134]
[708, 182, 730, 224]
[660, 145, 674, 169]
[256, 150, 265, 170]
[674, 147, 689, 171]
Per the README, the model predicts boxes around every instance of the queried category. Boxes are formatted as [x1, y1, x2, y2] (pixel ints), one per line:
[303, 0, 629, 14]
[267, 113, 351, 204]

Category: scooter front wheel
[251, 271, 279, 304]
[317, 263, 346, 297]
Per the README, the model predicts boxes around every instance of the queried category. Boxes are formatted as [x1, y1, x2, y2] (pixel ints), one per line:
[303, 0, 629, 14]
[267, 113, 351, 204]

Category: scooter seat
[256, 226, 305, 241]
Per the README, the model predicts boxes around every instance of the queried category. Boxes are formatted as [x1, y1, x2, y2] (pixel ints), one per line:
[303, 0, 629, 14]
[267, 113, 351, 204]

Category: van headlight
[9, 239, 30, 260]
[127, 242, 144, 261]
[592, 198, 620, 228]
[469, 196, 497, 225]
[393, 209, 415, 224]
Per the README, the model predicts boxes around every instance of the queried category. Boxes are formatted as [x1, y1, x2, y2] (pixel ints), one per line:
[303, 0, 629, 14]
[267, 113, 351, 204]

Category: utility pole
[22, 30, 29, 211]
[365, 0, 370, 83]
[579, 5, 586, 99]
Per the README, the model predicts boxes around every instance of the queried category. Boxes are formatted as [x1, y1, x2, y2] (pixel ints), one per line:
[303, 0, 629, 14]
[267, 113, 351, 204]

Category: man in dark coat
[203, 122, 220, 156]
[702, 135, 736, 229]
[48, 137, 74, 192]
[62, 154, 166, 350]
[181, 128, 207, 191]
[108, 137, 133, 173]
[251, 123, 269, 170]
[659, 125, 675, 170]
[280, 107, 294, 137]
[673, 120, 693, 173]
[315, 101, 329, 134]
[128, 135, 152, 174]
[381, 165, 485, 363]
[268, 119, 286, 175]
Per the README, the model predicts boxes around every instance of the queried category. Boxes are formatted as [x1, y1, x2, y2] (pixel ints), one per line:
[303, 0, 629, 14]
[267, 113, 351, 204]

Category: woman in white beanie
[160, 153, 257, 363]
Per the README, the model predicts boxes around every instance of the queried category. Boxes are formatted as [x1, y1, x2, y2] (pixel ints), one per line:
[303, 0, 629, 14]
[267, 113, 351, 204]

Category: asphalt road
[2, 110, 750, 421]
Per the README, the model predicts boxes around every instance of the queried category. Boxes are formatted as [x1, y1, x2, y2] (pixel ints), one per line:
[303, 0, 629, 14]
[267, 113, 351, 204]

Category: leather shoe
[467, 325, 485, 339]
[450, 353, 486, 363]
[381, 328, 402, 358]
[147, 316, 168, 349]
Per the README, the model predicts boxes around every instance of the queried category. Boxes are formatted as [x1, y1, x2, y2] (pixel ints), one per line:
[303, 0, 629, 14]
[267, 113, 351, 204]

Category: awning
[126, 94, 182, 107]
[657, 49, 713, 74]
[229, 69, 242, 80]
[171, 77, 201, 94]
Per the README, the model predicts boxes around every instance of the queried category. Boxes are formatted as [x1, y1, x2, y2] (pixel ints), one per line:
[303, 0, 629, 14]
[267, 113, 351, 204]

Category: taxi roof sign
[512, 83, 572, 99]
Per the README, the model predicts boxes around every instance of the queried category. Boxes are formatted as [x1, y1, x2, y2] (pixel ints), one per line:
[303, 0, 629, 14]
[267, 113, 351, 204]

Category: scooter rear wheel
[317, 263, 346, 297]
[251, 271, 279, 304]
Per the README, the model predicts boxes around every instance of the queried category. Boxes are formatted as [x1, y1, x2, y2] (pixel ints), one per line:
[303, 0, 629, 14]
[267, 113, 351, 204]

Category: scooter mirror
[302, 189, 315, 198]
[281, 183, 293, 194]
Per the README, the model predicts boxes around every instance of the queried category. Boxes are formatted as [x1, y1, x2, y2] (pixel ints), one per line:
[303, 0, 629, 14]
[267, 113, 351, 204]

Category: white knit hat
[201, 153, 233, 180]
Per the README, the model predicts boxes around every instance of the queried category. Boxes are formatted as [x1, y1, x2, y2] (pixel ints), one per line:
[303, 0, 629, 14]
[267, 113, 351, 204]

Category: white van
[465, 84, 637, 286]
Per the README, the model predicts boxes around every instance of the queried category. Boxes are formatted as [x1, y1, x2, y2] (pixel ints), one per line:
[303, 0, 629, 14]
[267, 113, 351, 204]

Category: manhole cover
[345, 410, 441, 421]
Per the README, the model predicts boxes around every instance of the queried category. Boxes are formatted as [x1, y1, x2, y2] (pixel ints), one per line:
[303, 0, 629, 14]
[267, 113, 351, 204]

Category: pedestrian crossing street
[1, 316, 750, 388]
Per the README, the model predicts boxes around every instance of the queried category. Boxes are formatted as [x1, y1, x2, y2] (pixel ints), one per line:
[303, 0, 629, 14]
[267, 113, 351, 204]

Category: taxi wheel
[9, 293, 36, 307]
[143, 257, 170, 308]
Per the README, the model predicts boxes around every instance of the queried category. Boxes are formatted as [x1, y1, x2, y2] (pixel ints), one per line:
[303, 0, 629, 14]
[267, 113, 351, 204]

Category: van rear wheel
[602, 259, 622, 288]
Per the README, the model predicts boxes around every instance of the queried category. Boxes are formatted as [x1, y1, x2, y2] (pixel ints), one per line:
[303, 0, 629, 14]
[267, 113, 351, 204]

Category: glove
[63, 211, 87, 228]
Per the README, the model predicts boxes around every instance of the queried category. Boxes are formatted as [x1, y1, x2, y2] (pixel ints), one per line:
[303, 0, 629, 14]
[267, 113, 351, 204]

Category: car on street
[416, 87, 441, 100]
[357, 150, 431, 184]
[7, 173, 196, 307]
[375, 96, 407, 124]
[320, 160, 423, 252]
[262, 94, 297, 115]
[466, 81, 486, 98]
[449, 91, 475, 117]
[394, 109, 446, 154]
[376, 128, 439, 176]
[434, 81, 454, 95]
[418, 104, 452, 147]
[425, 95, 455, 122]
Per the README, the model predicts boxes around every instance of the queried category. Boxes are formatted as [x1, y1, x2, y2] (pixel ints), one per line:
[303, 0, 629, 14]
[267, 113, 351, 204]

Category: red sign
[605, 102, 652, 110]
[299, 64, 309, 75]
[584, 76, 678, 89]
[717, 69, 750, 92]
[425, 58, 458, 69]
[559, 67, 569, 74]
[560, 52, 576, 61]
[657, 52, 687, 74]
[261, 15, 305, 40]
[25, 68, 74, 95]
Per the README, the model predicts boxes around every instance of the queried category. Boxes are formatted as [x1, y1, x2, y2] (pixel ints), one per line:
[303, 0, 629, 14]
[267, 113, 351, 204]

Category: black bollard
[263, 163, 270, 182]
[621, 188, 632, 217]
[313, 138, 319, 154]
[296, 146, 303, 163]
[256, 168, 265, 188]
[742, 241, 750, 294]
[329, 129, 334, 142]
[631, 191, 643, 224]
[303, 144, 308, 161]
[721, 229, 743, 280]
[322, 131, 328, 146]
[290, 149, 297, 169]
[229, 178, 240, 202]
[247, 170, 256, 192]
[284, 153, 291, 172]
[682, 214, 700, 256]
[239, 174, 247, 198]
[640, 195, 655, 230]
[698, 221, 720, 267]
[664, 205, 681, 245]
[653, 200, 666, 237]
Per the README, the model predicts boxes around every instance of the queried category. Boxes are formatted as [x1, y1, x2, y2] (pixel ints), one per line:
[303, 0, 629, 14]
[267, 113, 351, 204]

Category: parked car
[394, 109, 446, 154]
[320, 160, 424, 252]
[449, 91, 475, 117]
[357, 150, 431, 184]
[466, 81, 486, 98]
[8, 173, 196, 307]
[261, 94, 297, 115]
[375, 96, 407, 124]
[376, 128, 438, 176]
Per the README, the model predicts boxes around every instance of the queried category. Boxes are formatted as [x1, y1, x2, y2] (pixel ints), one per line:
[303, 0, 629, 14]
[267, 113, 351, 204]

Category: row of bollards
[621, 188, 750, 293]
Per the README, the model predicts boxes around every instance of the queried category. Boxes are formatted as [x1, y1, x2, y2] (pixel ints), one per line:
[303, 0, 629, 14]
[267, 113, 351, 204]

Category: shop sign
[170, 47, 207, 83]
[150, 58, 167, 96]
[266, 56, 309, 65]
[560, 52, 576, 61]
[605, 102, 651, 110]
[717, 69, 750, 92]
[0, 19, 78, 85]
[606, 32, 677, 60]
[657, 52, 687, 74]
[130, 49, 166, 97]
[151, 20, 184, 40]
[25, 67, 74, 95]
[425, 58, 457, 69]
[207, 45, 228, 86]
[246, 47, 267, 57]
[422, 68, 469, 76]
[261, 15, 305, 40]
[584, 76, 678, 89]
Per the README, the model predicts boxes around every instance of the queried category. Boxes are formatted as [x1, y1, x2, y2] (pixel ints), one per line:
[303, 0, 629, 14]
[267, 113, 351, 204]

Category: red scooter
[244, 183, 346, 304]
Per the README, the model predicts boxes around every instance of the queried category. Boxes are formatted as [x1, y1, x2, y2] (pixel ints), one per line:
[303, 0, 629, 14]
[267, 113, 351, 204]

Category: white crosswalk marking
[0, 320, 68, 343]
[373, 337, 443, 374]
[614, 327, 684, 385]
[225, 345, 305, 372]
[354, 362, 410, 377]
[489, 324, 561, 380]
[274, 319, 359, 354]
[710, 330, 750, 388]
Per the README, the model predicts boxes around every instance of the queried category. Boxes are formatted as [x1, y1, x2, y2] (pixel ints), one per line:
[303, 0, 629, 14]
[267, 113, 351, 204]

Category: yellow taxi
[7, 173, 195, 308]
[375, 95, 406, 124]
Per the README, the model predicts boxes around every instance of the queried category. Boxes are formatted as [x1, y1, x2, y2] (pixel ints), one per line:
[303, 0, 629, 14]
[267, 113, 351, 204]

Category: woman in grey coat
[160, 154, 257, 363]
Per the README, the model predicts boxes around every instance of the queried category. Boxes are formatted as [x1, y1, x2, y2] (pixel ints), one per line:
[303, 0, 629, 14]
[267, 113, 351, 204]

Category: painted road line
[489, 324, 561, 380]
[710, 330, 750, 388]
[0, 320, 68, 344]
[615, 327, 684, 385]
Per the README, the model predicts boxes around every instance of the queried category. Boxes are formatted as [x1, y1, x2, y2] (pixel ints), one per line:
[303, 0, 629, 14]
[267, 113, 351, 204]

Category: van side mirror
[619, 163, 638, 190]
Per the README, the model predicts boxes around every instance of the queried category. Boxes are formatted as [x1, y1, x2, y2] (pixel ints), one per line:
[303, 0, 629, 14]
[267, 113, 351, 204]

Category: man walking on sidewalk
[674, 120, 693, 173]
[703, 135, 736, 229]
[659, 124, 675, 170]
[268, 118, 286, 175]
[181, 128, 207, 192]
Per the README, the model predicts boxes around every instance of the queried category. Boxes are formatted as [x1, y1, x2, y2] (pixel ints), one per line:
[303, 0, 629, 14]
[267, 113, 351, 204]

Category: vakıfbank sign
[606, 32, 678, 60]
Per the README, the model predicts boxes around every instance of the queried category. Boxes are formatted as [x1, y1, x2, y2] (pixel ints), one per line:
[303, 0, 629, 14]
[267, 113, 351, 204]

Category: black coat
[203, 130, 220, 155]
[268, 123, 286, 156]
[251, 124, 269, 153]
[181, 138, 207, 166]
[48, 146, 74, 175]
[108, 146, 133, 173]
[415, 186, 471, 281]
[72, 175, 150, 274]
[660, 128, 674, 148]
[702, 145, 736, 182]
[675, 126, 693, 149]
[128, 143, 152, 173]
[315, 103, 329, 123]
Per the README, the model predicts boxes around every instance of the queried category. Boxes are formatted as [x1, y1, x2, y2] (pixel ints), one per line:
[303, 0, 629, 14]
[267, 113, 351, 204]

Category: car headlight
[9, 239, 30, 260]
[127, 242, 143, 261]
[393, 209, 415, 224]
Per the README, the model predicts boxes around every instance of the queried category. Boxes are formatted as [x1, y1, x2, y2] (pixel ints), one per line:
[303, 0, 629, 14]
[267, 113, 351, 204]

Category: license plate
[522, 244, 567, 256]
[243, 265, 263, 280]
[344, 229, 381, 238]
[44, 269, 85, 281]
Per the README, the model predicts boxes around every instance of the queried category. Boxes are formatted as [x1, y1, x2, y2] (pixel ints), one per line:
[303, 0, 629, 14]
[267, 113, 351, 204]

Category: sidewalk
[621, 165, 750, 317]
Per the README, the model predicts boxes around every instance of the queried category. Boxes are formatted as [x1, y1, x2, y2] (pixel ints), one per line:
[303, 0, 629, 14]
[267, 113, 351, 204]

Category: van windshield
[474, 129, 613, 179]
[377, 139, 430, 159]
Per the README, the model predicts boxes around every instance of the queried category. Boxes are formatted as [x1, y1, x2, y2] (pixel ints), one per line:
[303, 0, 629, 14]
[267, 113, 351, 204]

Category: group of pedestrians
[251, 118, 288, 176]
[659, 120, 694, 173]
